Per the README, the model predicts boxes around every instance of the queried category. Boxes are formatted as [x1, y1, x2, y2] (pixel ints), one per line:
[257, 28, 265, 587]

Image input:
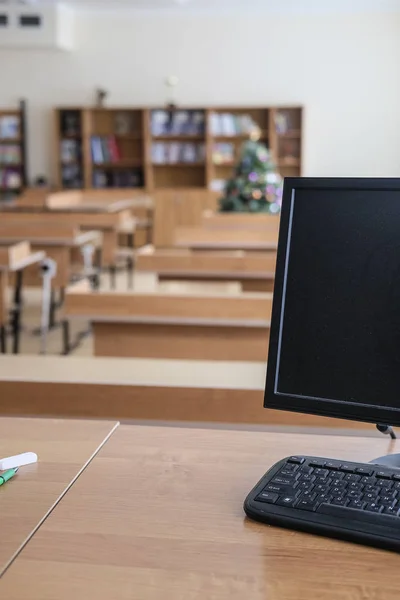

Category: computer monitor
[265, 177, 400, 427]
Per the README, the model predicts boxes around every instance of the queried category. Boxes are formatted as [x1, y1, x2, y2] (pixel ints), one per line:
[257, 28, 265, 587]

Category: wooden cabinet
[153, 189, 219, 247]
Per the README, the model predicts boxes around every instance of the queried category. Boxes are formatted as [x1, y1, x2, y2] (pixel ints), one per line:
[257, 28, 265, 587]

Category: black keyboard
[244, 455, 400, 551]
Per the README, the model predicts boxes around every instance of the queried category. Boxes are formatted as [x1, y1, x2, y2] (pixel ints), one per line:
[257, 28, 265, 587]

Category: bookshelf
[0, 100, 27, 199]
[54, 105, 303, 191]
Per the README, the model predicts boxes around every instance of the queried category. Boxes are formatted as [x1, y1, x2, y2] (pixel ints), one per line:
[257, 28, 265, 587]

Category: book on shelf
[151, 141, 205, 164]
[0, 144, 21, 165]
[114, 112, 134, 135]
[0, 167, 22, 189]
[93, 168, 143, 188]
[210, 112, 257, 136]
[91, 135, 121, 164]
[60, 111, 81, 136]
[212, 142, 235, 165]
[60, 139, 80, 163]
[151, 110, 205, 136]
[61, 164, 83, 188]
[0, 116, 20, 140]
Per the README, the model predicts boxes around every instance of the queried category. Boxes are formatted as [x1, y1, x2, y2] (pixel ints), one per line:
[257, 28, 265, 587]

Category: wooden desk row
[0, 355, 373, 430]
[136, 245, 277, 292]
[64, 281, 272, 360]
[0, 417, 397, 598]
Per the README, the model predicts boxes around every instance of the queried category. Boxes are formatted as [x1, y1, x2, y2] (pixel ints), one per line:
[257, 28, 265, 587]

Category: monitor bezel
[264, 177, 400, 426]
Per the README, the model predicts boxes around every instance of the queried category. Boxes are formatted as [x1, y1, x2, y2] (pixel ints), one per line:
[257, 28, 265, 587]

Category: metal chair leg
[62, 320, 70, 355]
[109, 265, 117, 290]
[0, 325, 6, 354]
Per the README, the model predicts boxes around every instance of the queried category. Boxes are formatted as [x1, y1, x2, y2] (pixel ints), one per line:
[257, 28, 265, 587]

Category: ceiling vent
[0, 2, 75, 50]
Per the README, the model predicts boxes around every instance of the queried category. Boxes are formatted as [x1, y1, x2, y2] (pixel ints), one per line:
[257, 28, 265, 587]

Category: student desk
[174, 226, 278, 252]
[202, 210, 280, 232]
[1, 426, 399, 598]
[64, 283, 272, 360]
[0, 417, 118, 578]
[0, 225, 100, 290]
[0, 243, 46, 354]
[136, 245, 276, 292]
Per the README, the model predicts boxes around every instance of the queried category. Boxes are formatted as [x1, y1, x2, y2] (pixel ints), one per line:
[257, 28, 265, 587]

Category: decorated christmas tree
[219, 133, 283, 214]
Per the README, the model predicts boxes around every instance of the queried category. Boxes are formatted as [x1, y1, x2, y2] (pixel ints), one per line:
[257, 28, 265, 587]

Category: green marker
[0, 467, 18, 486]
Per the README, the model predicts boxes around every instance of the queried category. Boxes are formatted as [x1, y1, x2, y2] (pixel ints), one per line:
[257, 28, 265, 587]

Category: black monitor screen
[266, 179, 400, 425]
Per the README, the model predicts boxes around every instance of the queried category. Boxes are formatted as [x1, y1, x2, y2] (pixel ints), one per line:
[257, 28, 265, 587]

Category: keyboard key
[314, 476, 330, 485]
[315, 484, 330, 493]
[380, 495, 397, 506]
[339, 464, 355, 474]
[279, 464, 299, 474]
[331, 496, 348, 506]
[348, 490, 363, 499]
[383, 506, 400, 516]
[287, 456, 305, 464]
[348, 500, 366, 509]
[271, 477, 296, 486]
[365, 485, 380, 494]
[317, 493, 332, 503]
[365, 503, 383, 513]
[348, 482, 362, 491]
[344, 474, 361, 483]
[256, 491, 278, 504]
[355, 467, 374, 476]
[298, 482, 313, 491]
[309, 460, 326, 468]
[313, 468, 329, 478]
[326, 462, 340, 470]
[363, 492, 379, 501]
[377, 480, 393, 489]
[394, 482, 400, 491]
[276, 495, 297, 507]
[331, 486, 347, 496]
[330, 473, 345, 481]
[301, 491, 317, 500]
[298, 474, 315, 483]
[392, 474, 400, 481]
[296, 499, 319, 511]
[265, 484, 294, 495]
[376, 471, 392, 479]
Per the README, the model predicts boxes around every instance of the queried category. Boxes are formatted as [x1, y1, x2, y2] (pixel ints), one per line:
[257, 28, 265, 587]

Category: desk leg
[0, 325, 6, 354]
[11, 270, 23, 355]
[62, 320, 70, 355]
[109, 265, 117, 290]
[49, 289, 57, 329]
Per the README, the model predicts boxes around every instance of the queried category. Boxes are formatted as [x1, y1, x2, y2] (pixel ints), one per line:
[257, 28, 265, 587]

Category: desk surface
[2, 426, 400, 598]
[0, 417, 118, 578]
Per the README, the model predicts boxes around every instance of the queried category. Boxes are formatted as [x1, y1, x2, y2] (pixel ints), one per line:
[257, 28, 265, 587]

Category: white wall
[0, 9, 399, 183]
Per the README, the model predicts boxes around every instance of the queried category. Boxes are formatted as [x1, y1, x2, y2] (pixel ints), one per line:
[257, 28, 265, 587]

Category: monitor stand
[370, 424, 400, 468]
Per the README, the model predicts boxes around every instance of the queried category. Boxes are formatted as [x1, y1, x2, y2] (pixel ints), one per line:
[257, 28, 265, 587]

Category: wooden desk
[0, 225, 100, 289]
[136, 246, 276, 292]
[0, 417, 118, 578]
[174, 226, 278, 251]
[0, 210, 130, 268]
[0, 355, 374, 430]
[64, 285, 272, 360]
[2, 426, 399, 597]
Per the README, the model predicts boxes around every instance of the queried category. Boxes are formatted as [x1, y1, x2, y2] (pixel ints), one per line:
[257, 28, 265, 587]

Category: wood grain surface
[2, 426, 399, 599]
[0, 418, 119, 577]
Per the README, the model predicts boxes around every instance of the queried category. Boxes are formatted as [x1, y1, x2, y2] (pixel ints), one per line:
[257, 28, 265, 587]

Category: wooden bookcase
[0, 100, 27, 200]
[54, 106, 303, 192]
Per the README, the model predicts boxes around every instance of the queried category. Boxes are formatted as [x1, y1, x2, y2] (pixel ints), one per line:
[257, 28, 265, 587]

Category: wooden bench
[174, 226, 278, 251]
[136, 245, 276, 292]
[202, 211, 280, 232]
[63, 282, 272, 360]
